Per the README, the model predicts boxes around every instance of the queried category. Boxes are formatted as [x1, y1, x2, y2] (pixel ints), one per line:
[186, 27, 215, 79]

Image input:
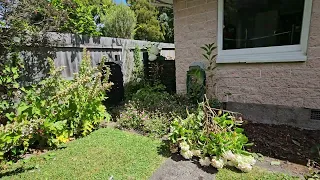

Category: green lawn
[0, 128, 300, 180]
[0, 128, 167, 180]
[216, 167, 299, 180]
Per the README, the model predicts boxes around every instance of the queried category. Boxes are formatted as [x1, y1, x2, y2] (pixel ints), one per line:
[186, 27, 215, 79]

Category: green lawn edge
[1, 128, 167, 180]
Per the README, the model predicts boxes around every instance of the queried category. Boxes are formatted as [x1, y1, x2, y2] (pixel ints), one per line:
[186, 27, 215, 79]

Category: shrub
[123, 46, 144, 100]
[117, 84, 196, 138]
[168, 98, 256, 172]
[0, 52, 22, 125]
[117, 101, 171, 138]
[0, 49, 112, 161]
[0, 119, 42, 161]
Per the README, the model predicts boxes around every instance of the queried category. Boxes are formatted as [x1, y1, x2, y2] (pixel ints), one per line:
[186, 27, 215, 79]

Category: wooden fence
[19, 33, 176, 105]
[21, 32, 175, 84]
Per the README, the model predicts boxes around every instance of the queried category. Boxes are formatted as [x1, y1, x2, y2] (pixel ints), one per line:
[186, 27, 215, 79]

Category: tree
[51, 0, 102, 36]
[127, 0, 164, 42]
[158, 6, 174, 43]
[101, 4, 136, 39]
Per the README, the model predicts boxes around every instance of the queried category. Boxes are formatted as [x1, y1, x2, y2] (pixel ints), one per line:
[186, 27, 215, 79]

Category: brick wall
[174, 0, 320, 110]
[174, 0, 218, 93]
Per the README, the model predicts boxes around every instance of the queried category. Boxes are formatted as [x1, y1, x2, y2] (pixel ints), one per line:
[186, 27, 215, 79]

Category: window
[217, 0, 313, 63]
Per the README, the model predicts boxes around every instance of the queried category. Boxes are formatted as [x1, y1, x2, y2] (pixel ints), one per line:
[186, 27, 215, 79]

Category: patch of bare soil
[243, 122, 320, 166]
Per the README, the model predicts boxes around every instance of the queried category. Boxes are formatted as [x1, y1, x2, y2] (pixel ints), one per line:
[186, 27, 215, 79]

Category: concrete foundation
[226, 102, 320, 130]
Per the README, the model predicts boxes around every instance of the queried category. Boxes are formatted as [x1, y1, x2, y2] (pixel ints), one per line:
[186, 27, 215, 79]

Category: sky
[113, 0, 127, 4]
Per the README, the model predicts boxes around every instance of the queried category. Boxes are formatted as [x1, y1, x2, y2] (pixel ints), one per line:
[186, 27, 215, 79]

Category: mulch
[243, 122, 320, 165]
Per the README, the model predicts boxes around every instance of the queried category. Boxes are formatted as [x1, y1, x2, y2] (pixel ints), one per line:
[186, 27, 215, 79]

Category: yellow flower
[57, 135, 69, 143]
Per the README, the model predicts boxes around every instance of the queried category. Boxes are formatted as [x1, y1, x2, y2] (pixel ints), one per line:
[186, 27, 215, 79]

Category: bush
[117, 101, 171, 138]
[0, 49, 112, 161]
[132, 84, 193, 114]
[116, 84, 196, 138]
[168, 98, 256, 172]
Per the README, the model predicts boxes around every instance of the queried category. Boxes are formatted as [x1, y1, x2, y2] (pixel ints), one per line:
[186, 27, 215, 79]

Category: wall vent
[310, 109, 320, 120]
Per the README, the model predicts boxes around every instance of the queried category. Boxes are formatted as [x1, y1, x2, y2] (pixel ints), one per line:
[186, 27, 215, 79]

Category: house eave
[153, 0, 173, 7]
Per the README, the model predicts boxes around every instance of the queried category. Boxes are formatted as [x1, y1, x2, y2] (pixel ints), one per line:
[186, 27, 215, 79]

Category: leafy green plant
[201, 43, 217, 72]
[306, 160, 320, 180]
[132, 46, 143, 80]
[0, 119, 42, 161]
[168, 97, 255, 172]
[0, 53, 22, 124]
[117, 84, 196, 137]
[0, 49, 112, 162]
[124, 46, 144, 100]
[117, 102, 171, 138]
[143, 112, 170, 138]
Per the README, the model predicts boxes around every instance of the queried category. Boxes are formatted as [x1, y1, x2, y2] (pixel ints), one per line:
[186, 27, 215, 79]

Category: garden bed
[243, 122, 320, 165]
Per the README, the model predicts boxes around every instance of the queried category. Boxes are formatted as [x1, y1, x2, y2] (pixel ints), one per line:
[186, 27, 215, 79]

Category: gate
[103, 62, 124, 106]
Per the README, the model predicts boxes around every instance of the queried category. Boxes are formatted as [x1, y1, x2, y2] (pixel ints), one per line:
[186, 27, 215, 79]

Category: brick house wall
[174, 0, 320, 129]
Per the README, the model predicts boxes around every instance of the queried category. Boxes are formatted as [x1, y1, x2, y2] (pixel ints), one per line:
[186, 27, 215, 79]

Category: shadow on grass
[0, 166, 35, 178]
[157, 140, 171, 158]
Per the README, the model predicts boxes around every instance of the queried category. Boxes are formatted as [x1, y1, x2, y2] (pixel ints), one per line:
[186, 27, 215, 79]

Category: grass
[0, 128, 167, 180]
[216, 167, 299, 180]
[0, 128, 301, 180]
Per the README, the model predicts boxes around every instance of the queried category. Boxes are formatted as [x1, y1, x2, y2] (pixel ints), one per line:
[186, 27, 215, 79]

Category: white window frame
[217, 0, 313, 63]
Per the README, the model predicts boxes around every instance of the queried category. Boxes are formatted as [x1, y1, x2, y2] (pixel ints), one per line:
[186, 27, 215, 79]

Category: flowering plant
[0, 49, 112, 162]
[168, 97, 255, 172]
[148, 45, 160, 61]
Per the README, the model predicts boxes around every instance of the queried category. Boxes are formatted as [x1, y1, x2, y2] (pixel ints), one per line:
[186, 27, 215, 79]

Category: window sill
[216, 51, 307, 64]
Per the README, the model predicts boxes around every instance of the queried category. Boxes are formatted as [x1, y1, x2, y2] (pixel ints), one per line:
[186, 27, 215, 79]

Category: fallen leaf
[292, 139, 301, 146]
[271, 161, 281, 166]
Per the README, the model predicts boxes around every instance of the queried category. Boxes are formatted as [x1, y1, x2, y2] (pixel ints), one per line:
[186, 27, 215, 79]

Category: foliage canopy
[101, 4, 137, 39]
[127, 0, 164, 42]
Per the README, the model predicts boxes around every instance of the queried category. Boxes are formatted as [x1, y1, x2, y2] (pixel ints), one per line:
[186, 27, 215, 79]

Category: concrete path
[150, 154, 217, 180]
[150, 154, 308, 180]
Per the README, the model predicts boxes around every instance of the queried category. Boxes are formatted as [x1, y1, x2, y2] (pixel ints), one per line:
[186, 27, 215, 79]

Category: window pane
[223, 0, 305, 50]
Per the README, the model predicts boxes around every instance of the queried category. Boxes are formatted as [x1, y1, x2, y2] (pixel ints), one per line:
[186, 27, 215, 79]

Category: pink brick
[175, 0, 187, 10]
[272, 62, 306, 69]
[184, 13, 208, 24]
[308, 36, 320, 47]
[260, 68, 291, 78]
[187, 0, 206, 8]
[288, 88, 320, 98]
[216, 86, 240, 95]
[216, 69, 261, 78]
[303, 98, 320, 109]
[215, 77, 243, 87]
[226, 94, 246, 103]
[310, 11, 320, 36]
[239, 86, 260, 95]
[306, 58, 320, 68]
[291, 69, 320, 78]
